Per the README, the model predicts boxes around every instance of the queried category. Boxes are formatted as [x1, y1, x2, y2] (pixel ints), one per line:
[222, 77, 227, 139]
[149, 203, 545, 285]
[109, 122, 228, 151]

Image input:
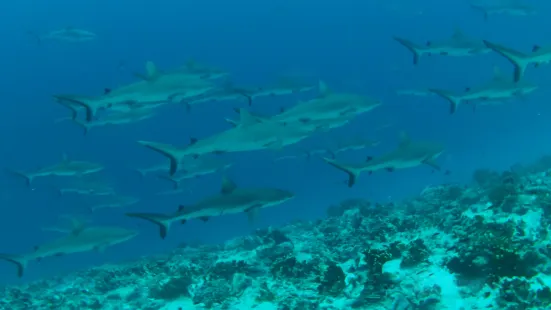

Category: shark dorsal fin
[133, 61, 160, 82]
[178, 205, 185, 212]
[186, 59, 197, 70]
[221, 176, 237, 194]
[318, 80, 330, 97]
[237, 109, 258, 126]
[398, 132, 411, 148]
[190, 138, 198, 145]
[145, 61, 160, 80]
[533, 45, 541, 53]
[451, 27, 466, 41]
[68, 217, 87, 236]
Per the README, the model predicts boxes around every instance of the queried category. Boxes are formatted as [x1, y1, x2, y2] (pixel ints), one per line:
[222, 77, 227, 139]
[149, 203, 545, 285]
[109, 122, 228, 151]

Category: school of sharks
[0, 0, 543, 278]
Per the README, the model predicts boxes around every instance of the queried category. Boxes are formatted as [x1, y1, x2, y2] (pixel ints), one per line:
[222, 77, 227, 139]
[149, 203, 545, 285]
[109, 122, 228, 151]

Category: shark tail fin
[469, 5, 489, 22]
[5, 169, 33, 188]
[71, 119, 91, 135]
[0, 254, 26, 278]
[393, 36, 422, 65]
[126, 213, 172, 239]
[428, 89, 462, 114]
[157, 175, 180, 189]
[483, 40, 530, 82]
[53, 95, 96, 122]
[136, 141, 181, 175]
[322, 157, 360, 187]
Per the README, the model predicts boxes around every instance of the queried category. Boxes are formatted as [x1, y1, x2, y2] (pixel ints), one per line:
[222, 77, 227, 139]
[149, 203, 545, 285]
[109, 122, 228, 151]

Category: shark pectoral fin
[0, 254, 26, 278]
[423, 159, 441, 171]
[221, 176, 237, 194]
[199, 217, 209, 222]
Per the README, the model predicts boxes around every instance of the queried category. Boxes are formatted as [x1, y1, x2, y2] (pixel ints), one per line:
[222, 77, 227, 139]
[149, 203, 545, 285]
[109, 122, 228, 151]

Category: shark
[54, 62, 216, 121]
[395, 88, 435, 97]
[135, 163, 170, 178]
[157, 157, 233, 189]
[393, 28, 489, 64]
[89, 195, 140, 212]
[72, 107, 156, 135]
[57, 176, 115, 196]
[429, 66, 537, 113]
[184, 89, 250, 109]
[135, 60, 229, 82]
[274, 137, 379, 162]
[225, 111, 355, 133]
[0, 225, 137, 277]
[267, 83, 381, 125]
[126, 177, 294, 239]
[226, 78, 320, 105]
[137, 109, 317, 175]
[323, 133, 445, 187]
[328, 137, 381, 157]
[470, 0, 536, 21]
[8, 154, 104, 187]
[483, 40, 551, 82]
[29, 27, 97, 43]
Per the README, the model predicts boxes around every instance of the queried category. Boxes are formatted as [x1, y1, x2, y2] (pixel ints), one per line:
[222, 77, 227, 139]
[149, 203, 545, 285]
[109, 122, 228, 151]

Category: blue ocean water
[0, 0, 549, 289]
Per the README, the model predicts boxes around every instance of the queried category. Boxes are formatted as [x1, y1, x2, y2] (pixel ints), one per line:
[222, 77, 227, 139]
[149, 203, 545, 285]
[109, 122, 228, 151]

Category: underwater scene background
[1, 0, 551, 309]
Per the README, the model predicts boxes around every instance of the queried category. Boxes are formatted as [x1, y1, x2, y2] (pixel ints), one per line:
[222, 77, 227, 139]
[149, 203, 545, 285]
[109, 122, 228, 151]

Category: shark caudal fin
[483, 40, 530, 82]
[469, 5, 489, 22]
[53, 95, 98, 122]
[136, 141, 181, 175]
[5, 169, 33, 188]
[0, 254, 27, 278]
[322, 157, 360, 187]
[393, 36, 423, 65]
[428, 89, 463, 114]
[126, 213, 172, 239]
[71, 119, 91, 136]
[156, 175, 180, 189]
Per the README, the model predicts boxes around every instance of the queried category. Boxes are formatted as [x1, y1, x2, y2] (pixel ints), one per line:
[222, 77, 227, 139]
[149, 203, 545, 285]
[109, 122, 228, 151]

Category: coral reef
[2, 163, 551, 309]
